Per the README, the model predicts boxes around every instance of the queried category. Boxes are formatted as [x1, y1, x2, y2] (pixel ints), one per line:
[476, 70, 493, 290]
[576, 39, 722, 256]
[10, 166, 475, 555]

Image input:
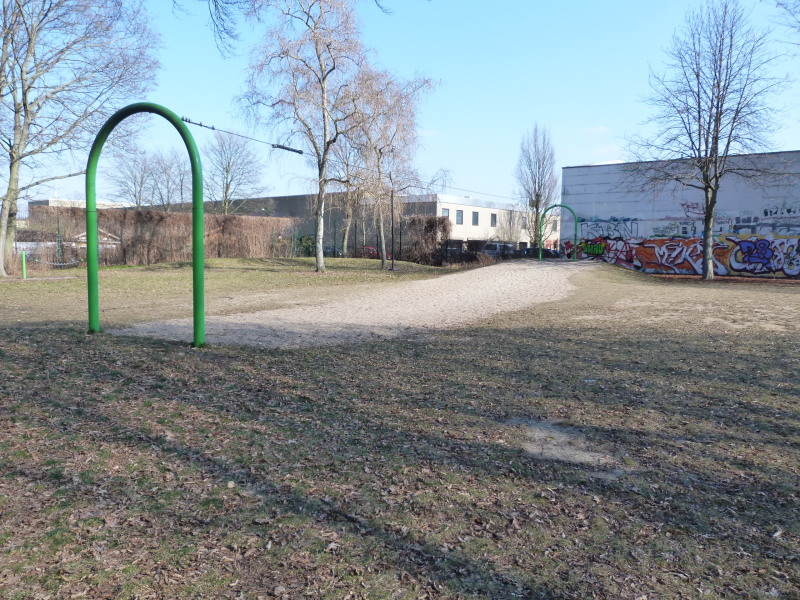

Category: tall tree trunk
[341, 207, 353, 257]
[0, 196, 11, 277]
[314, 179, 326, 273]
[702, 187, 717, 280]
[0, 197, 11, 277]
[0, 158, 22, 277]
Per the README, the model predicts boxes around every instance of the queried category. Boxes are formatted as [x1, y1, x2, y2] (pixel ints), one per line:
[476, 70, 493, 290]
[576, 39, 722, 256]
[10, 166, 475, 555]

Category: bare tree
[329, 67, 433, 263]
[149, 150, 191, 212]
[203, 131, 265, 214]
[111, 151, 153, 210]
[629, 0, 783, 280]
[351, 65, 431, 268]
[241, 0, 365, 272]
[495, 210, 523, 245]
[0, 0, 157, 276]
[515, 124, 559, 249]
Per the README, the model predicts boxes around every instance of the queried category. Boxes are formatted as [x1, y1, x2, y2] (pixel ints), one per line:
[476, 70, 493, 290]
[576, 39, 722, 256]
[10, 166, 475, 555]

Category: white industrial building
[560, 151, 800, 278]
[402, 194, 560, 251]
[258, 192, 560, 255]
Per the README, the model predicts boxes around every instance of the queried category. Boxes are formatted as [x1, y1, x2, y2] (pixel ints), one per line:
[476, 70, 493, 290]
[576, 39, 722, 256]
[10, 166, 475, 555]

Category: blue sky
[50, 0, 800, 204]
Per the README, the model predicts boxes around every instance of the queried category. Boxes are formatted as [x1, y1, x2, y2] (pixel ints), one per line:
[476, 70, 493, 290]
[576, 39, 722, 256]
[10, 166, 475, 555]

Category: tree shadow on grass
[1, 327, 573, 598]
[1, 322, 798, 598]
[3, 397, 564, 599]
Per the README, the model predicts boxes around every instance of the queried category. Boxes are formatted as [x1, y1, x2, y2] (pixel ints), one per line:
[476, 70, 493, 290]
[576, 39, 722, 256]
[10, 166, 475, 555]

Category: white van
[482, 242, 515, 258]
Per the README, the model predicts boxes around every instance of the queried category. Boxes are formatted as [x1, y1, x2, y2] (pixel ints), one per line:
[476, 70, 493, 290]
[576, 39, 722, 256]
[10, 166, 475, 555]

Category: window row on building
[441, 208, 507, 228]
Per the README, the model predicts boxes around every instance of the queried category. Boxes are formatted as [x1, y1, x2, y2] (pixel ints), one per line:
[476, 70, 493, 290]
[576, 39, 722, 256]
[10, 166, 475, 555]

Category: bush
[403, 215, 451, 265]
[296, 234, 315, 257]
[23, 206, 297, 268]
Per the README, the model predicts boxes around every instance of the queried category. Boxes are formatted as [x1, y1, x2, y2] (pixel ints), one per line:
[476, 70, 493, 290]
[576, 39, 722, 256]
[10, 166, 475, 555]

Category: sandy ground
[112, 260, 596, 348]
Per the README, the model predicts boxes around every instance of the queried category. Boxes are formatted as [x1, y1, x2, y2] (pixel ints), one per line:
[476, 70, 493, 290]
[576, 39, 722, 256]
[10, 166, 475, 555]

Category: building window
[552, 220, 558, 232]
[490, 213, 497, 227]
[522, 216, 528, 229]
[472, 211, 479, 226]
[456, 210, 463, 225]
[442, 208, 449, 218]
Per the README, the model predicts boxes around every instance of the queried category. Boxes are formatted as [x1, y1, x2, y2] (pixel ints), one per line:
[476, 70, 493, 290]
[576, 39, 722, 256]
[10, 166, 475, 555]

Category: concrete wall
[561, 151, 800, 278]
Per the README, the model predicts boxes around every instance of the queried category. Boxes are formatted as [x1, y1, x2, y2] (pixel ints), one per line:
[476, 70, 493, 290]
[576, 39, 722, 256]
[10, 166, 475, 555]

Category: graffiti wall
[561, 152, 800, 278]
[567, 235, 800, 278]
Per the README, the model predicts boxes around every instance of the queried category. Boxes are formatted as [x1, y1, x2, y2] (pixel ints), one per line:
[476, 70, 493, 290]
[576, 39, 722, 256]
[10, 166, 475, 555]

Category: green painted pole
[21, 251, 26, 279]
[86, 102, 205, 346]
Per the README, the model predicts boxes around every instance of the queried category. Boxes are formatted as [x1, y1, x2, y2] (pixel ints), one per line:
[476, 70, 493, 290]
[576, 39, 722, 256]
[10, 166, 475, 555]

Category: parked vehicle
[481, 242, 516, 258]
[323, 246, 342, 257]
[514, 246, 562, 259]
[355, 246, 378, 259]
[355, 246, 392, 260]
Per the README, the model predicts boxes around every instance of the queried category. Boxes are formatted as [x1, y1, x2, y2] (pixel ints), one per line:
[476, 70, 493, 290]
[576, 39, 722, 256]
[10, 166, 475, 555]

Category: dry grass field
[0, 259, 798, 599]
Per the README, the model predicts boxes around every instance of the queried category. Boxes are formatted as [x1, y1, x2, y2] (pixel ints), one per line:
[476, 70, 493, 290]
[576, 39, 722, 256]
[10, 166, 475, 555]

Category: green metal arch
[538, 203, 578, 262]
[85, 102, 205, 347]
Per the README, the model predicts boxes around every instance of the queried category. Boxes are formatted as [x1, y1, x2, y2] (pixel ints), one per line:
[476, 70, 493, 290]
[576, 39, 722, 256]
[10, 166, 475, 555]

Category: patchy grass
[0, 257, 444, 326]
[0, 261, 798, 599]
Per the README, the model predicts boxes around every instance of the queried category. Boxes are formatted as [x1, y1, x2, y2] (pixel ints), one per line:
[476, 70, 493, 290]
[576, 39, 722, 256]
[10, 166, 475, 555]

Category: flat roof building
[560, 151, 800, 278]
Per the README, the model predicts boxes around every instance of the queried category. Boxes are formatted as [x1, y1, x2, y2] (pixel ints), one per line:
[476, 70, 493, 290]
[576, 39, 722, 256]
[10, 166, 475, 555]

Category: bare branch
[18, 170, 86, 194]
[0, 0, 158, 276]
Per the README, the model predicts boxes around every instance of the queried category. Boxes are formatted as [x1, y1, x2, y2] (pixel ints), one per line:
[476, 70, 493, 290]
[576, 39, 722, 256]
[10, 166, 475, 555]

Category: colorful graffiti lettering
[738, 239, 773, 265]
[635, 238, 728, 275]
[644, 240, 699, 273]
[580, 217, 639, 240]
[569, 234, 799, 278]
[580, 237, 606, 256]
[727, 236, 800, 277]
[604, 238, 640, 269]
[763, 202, 800, 218]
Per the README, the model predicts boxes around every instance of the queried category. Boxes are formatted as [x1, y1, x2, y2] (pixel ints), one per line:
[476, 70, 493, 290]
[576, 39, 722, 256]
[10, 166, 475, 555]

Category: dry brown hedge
[26, 206, 297, 266]
[402, 215, 451, 265]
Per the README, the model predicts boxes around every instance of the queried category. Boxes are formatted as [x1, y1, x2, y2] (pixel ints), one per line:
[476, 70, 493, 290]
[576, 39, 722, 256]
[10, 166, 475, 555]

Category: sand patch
[110, 261, 597, 348]
[509, 419, 627, 478]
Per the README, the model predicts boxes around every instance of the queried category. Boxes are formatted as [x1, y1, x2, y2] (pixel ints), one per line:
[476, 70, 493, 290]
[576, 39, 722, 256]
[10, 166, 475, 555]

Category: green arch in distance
[539, 204, 578, 262]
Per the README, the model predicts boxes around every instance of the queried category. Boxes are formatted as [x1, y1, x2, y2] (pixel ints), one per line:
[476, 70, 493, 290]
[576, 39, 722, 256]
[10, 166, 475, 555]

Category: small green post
[86, 102, 205, 346]
[21, 251, 27, 279]
[57, 217, 63, 265]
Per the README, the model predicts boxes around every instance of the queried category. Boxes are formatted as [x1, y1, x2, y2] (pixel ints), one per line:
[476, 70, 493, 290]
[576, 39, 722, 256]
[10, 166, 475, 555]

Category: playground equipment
[85, 102, 206, 347]
[539, 204, 578, 262]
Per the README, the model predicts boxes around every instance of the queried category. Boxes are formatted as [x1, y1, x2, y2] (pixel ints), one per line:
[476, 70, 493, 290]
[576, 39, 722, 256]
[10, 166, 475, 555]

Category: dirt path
[111, 260, 596, 348]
